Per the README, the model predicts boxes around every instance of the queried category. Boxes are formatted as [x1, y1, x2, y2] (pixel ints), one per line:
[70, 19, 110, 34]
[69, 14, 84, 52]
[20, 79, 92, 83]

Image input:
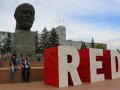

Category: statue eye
[29, 11, 34, 16]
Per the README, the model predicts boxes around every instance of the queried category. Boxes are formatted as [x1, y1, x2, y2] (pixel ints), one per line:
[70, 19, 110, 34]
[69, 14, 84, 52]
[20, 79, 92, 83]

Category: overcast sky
[0, 0, 120, 50]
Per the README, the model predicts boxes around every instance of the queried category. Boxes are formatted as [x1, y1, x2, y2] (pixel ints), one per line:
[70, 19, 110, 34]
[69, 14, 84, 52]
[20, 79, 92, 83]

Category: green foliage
[0, 42, 2, 52]
[2, 32, 12, 54]
[117, 49, 120, 53]
[39, 27, 50, 53]
[94, 44, 106, 50]
[49, 27, 59, 47]
[38, 27, 60, 54]
[81, 41, 87, 49]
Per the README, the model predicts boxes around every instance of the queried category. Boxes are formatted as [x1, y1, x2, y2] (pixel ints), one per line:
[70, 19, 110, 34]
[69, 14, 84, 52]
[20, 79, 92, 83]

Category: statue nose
[26, 12, 31, 17]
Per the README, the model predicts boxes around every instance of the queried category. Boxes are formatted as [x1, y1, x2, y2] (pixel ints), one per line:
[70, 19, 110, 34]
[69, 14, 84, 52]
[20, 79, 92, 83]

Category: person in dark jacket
[21, 52, 30, 83]
[10, 54, 19, 82]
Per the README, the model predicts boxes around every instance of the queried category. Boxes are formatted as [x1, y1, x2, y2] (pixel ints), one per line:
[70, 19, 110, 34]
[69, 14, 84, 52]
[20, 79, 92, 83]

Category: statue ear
[14, 13, 17, 20]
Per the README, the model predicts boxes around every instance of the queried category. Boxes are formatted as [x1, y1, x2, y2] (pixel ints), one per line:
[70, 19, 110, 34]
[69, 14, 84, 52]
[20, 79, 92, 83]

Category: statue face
[14, 4, 35, 31]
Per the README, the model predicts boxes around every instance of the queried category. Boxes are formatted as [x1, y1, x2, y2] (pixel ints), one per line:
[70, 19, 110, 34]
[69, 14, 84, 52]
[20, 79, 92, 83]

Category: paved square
[0, 79, 120, 90]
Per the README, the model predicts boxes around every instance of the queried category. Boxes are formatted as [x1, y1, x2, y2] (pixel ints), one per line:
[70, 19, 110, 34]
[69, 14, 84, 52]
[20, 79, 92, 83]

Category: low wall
[1, 61, 44, 68]
[0, 67, 44, 83]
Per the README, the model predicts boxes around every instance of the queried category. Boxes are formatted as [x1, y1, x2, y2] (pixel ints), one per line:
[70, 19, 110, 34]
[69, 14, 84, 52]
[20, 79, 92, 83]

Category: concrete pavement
[0, 79, 120, 90]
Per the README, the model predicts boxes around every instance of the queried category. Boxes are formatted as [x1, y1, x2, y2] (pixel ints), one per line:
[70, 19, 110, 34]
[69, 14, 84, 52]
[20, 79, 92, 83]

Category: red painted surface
[102, 50, 112, 79]
[44, 46, 59, 87]
[97, 50, 119, 79]
[78, 49, 91, 83]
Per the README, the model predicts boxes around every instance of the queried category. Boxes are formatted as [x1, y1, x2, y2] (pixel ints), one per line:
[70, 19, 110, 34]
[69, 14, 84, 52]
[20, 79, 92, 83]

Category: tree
[49, 27, 59, 47]
[117, 49, 120, 53]
[91, 38, 95, 48]
[94, 44, 106, 50]
[2, 32, 12, 55]
[0, 41, 2, 52]
[39, 27, 50, 53]
[81, 41, 87, 49]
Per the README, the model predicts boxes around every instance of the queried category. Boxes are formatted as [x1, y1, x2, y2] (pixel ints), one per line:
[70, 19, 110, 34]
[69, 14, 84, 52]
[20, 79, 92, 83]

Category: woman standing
[21, 52, 30, 83]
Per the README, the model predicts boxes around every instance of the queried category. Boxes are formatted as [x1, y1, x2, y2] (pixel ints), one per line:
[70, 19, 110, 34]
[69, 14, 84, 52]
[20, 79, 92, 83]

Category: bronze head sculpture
[14, 3, 35, 31]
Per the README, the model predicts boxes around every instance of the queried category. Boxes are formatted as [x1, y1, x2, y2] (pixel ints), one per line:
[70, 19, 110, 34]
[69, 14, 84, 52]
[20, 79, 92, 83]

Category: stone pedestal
[13, 30, 37, 57]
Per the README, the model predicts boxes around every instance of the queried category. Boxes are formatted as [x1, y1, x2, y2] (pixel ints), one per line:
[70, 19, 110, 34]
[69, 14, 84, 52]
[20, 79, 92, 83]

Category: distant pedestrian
[37, 55, 40, 62]
[21, 52, 30, 83]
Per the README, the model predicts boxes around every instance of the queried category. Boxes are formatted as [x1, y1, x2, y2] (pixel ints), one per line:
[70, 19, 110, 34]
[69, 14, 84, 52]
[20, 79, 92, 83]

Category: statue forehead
[15, 3, 35, 13]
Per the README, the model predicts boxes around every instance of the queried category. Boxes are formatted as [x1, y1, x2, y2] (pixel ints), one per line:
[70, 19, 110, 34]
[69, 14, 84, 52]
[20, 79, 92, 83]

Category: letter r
[44, 46, 82, 88]
[58, 46, 82, 87]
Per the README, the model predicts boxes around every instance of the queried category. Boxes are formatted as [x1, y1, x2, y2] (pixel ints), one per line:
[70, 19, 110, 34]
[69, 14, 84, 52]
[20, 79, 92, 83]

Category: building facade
[55, 26, 107, 49]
